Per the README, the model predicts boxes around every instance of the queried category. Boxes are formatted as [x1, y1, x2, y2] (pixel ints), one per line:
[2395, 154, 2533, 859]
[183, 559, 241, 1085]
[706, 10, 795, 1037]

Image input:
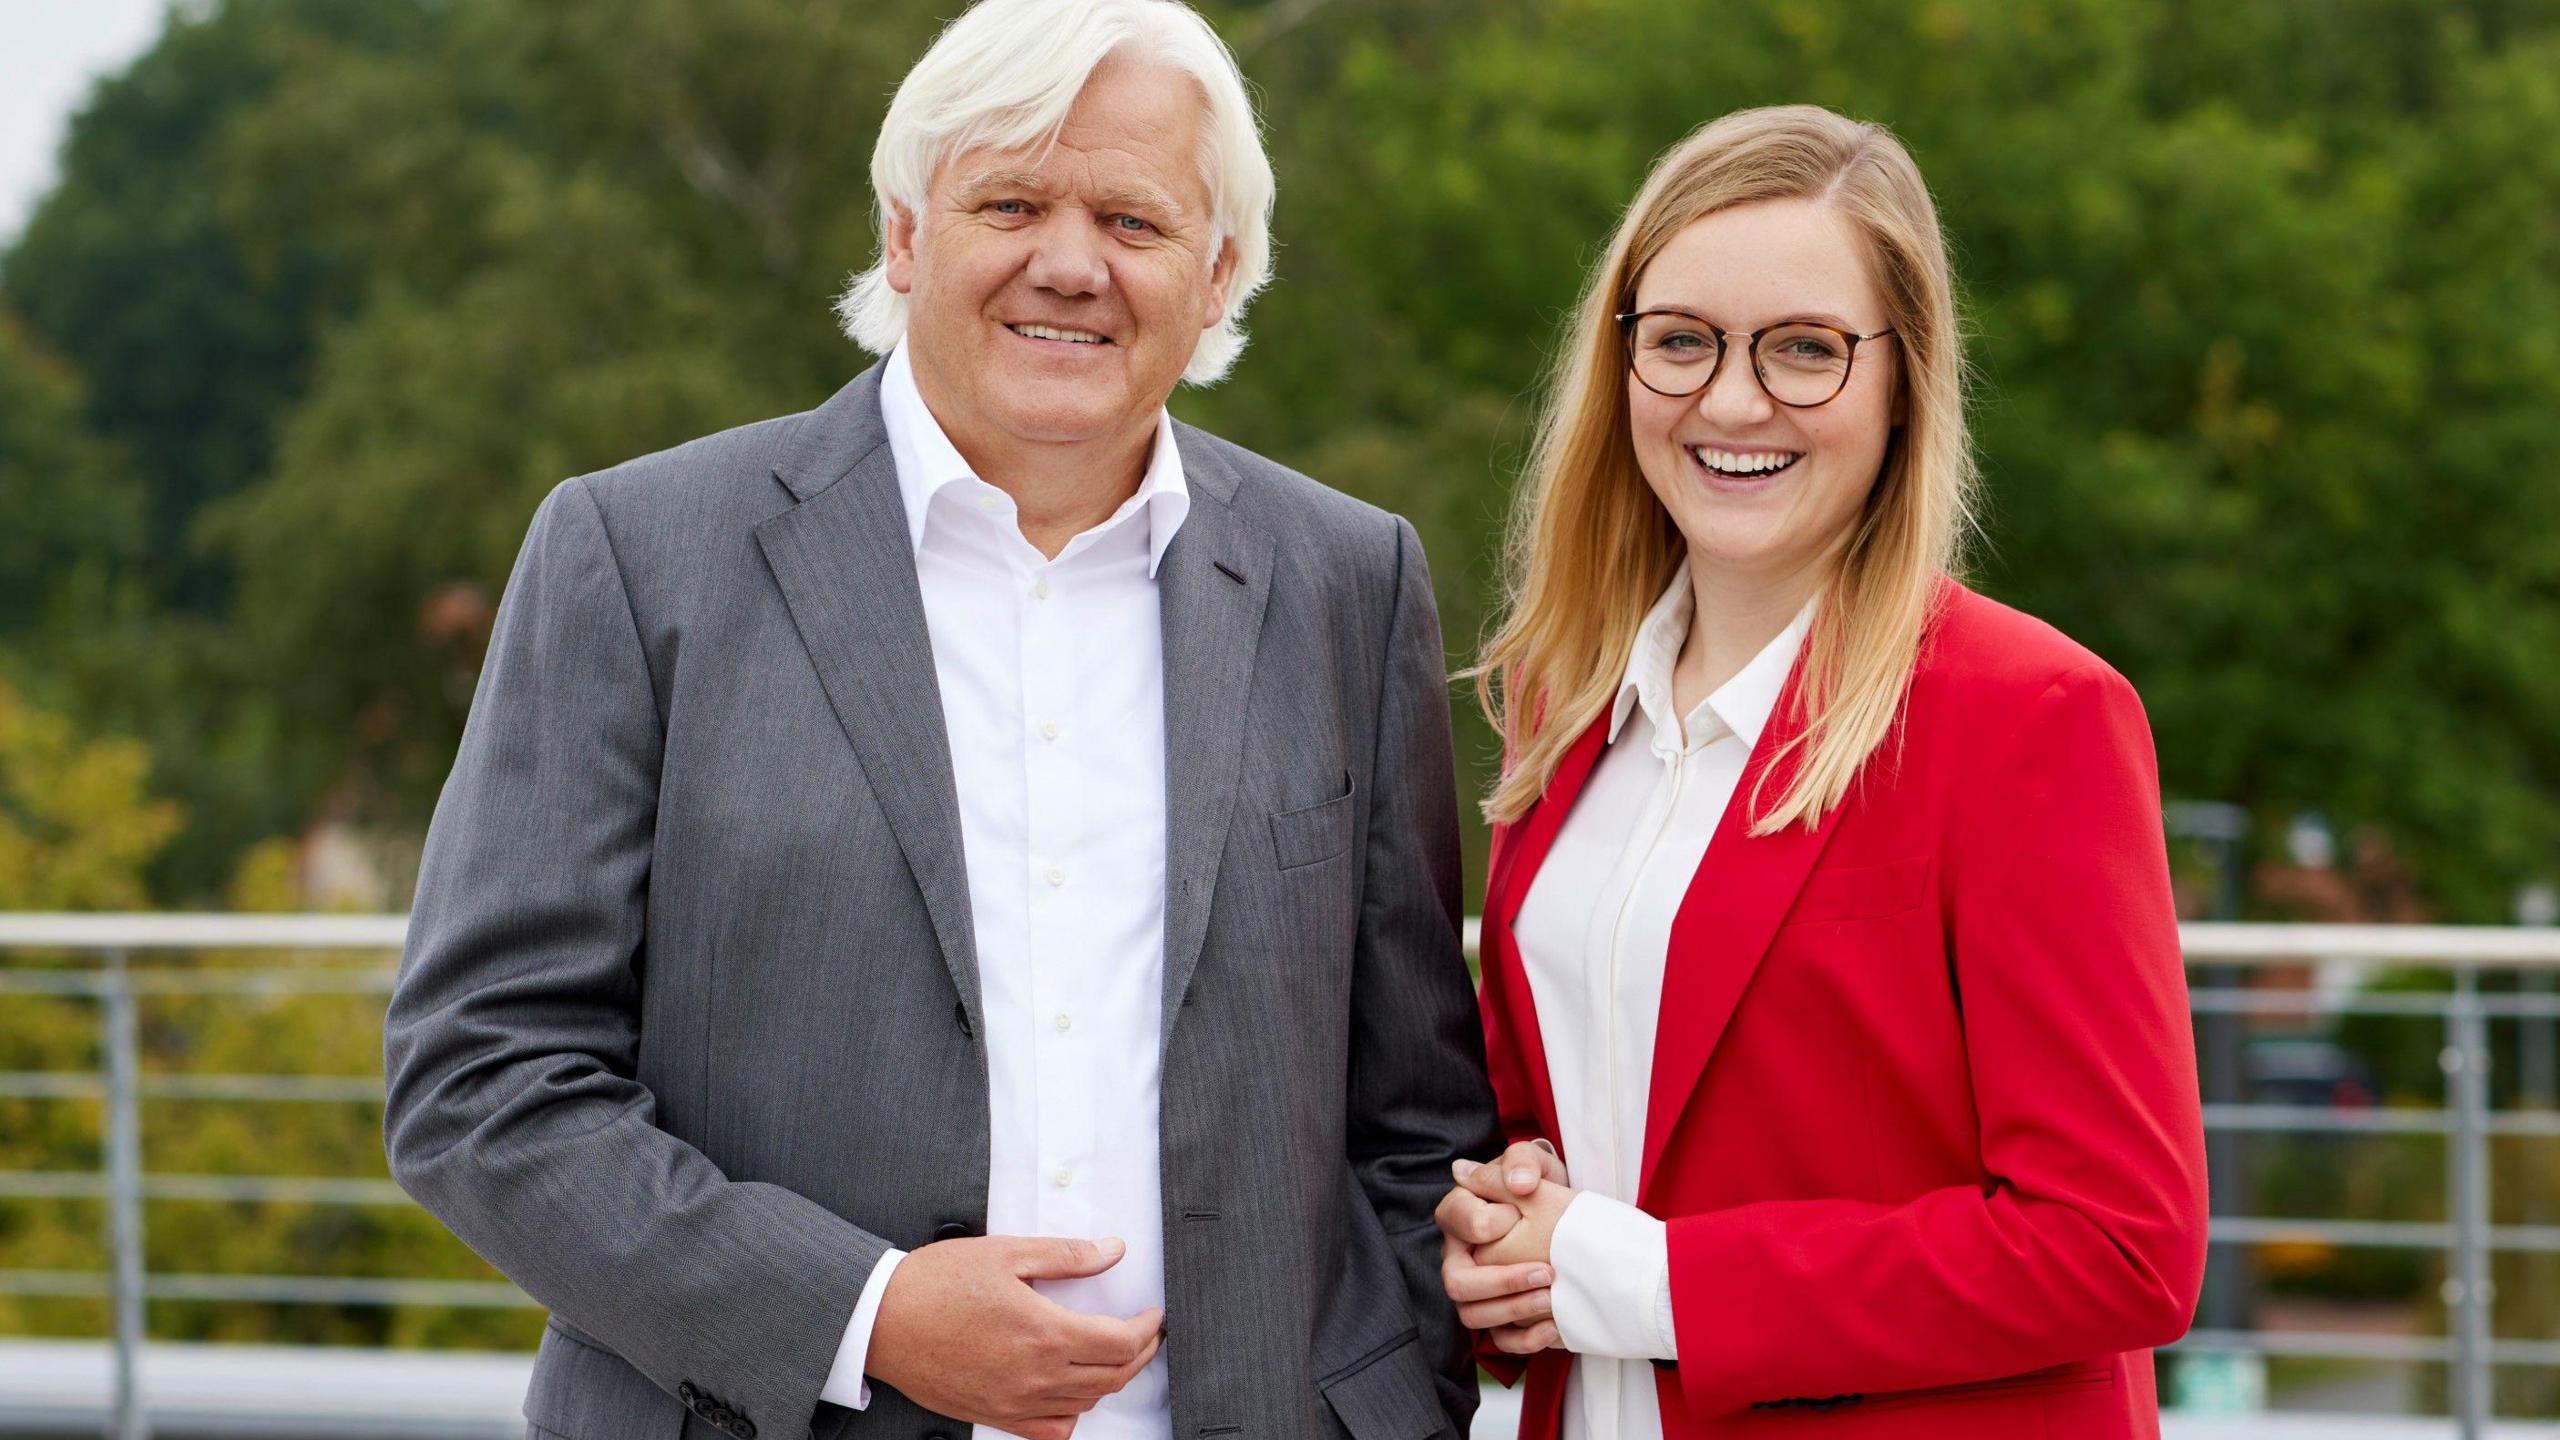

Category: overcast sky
[0, 0, 175, 244]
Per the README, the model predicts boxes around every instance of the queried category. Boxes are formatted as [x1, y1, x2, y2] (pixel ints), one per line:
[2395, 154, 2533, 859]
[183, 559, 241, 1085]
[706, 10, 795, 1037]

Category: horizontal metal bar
[146, 1074, 386, 1102]
[0, 968, 396, 997]
[2201, 1103, 2560, 1139]
[0, 914, 409, 950]
[8, 915, 2560, 966]
[2173, 1328, 2560, 1368]
[2212, 1216, 2453, 1249]
[2187, 990, 2560, 1019]
[2176, 923, 2560, 966]
[0, 1072, 386, 1102]
[0, 1173, 412, 1206]
[0, 1269, 534, 1308]
[2204, 1103, 2452, 1134]
[0, 1073, 105, 1098]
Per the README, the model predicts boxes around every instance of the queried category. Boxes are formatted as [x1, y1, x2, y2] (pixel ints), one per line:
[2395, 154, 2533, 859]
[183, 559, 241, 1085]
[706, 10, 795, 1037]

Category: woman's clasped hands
[1435, 1138, 1580, 1355]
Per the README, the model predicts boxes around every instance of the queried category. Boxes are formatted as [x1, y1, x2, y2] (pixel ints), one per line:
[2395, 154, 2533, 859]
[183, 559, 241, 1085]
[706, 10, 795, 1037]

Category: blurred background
[1, 0, 2557, 1435]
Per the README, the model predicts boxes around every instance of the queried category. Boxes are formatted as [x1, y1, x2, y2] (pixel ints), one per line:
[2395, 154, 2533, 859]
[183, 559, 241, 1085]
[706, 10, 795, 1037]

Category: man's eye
[1112, 214, 1154, 233]
[991, 200, 1029, 216]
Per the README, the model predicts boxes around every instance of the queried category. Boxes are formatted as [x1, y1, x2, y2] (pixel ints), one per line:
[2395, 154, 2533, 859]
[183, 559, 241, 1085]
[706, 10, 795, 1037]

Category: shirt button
[1046, 867, 1066, 887]
[1035, 575, 1051, 600]
[1040, 721, 1060, 741]
[1052, 1168, 1074, 1189]
[1054, 1013, 1072, 1032]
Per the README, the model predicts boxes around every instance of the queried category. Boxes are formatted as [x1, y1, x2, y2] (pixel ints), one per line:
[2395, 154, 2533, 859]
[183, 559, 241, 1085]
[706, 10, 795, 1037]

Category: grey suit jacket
[382, 363, 1503, 1440]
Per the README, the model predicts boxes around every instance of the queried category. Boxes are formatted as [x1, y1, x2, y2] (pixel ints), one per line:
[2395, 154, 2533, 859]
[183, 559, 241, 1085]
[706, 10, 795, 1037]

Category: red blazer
[1476, 583, 2208, 1439]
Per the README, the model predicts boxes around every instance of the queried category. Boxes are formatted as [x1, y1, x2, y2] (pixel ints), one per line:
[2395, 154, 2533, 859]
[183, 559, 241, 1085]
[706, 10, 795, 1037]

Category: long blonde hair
[1471, 105, 1977, 830]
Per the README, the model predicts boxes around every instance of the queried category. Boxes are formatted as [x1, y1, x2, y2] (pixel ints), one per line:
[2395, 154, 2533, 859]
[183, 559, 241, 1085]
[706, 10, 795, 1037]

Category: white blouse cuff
[1547, 1191, 1676, 1361]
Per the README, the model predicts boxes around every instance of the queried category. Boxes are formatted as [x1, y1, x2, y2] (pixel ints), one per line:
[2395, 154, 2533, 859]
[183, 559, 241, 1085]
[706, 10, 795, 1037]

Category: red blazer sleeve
[1471, 819, 1560, 1387]
[1664, 663, 2209, 1417]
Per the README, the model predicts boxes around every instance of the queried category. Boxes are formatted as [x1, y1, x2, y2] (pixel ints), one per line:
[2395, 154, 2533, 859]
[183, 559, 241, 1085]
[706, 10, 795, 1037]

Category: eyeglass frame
[1614, 308, 1897, 409]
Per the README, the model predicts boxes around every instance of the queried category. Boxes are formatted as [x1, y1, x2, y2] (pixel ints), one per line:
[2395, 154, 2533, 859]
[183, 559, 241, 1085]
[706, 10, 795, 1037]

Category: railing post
[2444, 966, 2492, 1440]
[101, 948, 151, 1440]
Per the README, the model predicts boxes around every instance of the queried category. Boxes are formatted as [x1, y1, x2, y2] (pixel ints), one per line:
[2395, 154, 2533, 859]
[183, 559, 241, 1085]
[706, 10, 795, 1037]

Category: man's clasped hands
[1434, 1138, 1580, 1357]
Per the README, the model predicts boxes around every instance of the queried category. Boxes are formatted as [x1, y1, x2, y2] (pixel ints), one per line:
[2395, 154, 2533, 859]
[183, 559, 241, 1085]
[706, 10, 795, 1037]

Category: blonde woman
[1434, 106, 2208, 1440]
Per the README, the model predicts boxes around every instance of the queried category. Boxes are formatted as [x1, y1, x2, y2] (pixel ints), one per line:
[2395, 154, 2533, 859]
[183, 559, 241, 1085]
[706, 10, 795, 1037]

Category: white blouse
[1512, 562, 1811, 1440]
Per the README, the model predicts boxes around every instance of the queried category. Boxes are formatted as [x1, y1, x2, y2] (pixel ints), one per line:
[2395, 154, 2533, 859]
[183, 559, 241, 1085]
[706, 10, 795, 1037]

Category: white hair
[834, 0, 1276, 387]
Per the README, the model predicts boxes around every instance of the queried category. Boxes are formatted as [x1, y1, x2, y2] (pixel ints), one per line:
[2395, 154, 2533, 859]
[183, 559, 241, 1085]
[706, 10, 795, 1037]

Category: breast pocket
[1271, 772, 1357, 871]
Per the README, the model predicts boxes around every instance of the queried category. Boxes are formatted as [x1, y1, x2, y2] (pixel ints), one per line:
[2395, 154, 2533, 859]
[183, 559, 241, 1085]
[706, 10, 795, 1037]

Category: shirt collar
[1607, 558, 1815, 754]
[878, 342, 1190, 576]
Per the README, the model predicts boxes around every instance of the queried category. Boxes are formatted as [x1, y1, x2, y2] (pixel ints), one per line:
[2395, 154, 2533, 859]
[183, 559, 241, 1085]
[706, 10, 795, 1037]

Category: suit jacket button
[678, 1380, 700, 1404]
[933, 1221, 974, 1242]
[730, 1418, 757, 1439]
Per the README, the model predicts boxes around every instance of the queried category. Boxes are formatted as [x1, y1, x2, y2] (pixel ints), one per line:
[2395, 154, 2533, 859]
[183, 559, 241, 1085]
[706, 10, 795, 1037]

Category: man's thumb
[1018, 1236, 1127, 1280]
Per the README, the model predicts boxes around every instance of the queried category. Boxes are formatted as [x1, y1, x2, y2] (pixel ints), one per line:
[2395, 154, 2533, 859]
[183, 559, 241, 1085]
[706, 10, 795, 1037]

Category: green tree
[1, 0, 440, 613]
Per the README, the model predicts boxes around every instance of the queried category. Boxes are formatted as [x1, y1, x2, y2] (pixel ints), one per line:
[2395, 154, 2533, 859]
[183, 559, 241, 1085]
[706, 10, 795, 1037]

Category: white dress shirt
[1511, 562, 1811, 1440]
[818, 344, 1188, 1440]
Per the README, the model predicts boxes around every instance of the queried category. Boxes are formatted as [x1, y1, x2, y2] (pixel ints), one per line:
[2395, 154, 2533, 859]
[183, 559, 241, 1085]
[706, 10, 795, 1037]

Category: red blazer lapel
[1480, 713, 1613, 1154]
[1638, 661, 1849, 1204]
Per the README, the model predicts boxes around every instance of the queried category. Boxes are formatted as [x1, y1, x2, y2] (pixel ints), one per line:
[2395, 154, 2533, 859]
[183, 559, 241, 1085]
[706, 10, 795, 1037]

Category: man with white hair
[381, 3, 1501, 1439]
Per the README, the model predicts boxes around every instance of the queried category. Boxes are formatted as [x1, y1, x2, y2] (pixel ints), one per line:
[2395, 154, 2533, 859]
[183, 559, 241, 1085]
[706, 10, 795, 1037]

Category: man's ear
[1200, 234, 1241, 327]
[883, 203, 919, 296]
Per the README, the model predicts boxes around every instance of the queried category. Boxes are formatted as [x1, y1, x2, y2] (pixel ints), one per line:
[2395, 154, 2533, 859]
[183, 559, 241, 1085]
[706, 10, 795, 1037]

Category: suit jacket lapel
[1156, 426, 1274, 1046]
[753, 365, 984, 1028]
[1638, 658, 1847, 1203]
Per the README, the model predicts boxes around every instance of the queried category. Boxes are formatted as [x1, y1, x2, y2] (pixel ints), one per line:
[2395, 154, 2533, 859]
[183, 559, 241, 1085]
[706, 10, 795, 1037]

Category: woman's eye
[1659, 332, 1709, 352]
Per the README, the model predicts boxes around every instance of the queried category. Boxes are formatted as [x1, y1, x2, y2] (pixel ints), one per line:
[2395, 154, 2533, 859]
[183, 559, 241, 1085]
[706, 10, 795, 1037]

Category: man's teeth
[1011, 323, 1107, 344]
[1690, 446, 1800, 475]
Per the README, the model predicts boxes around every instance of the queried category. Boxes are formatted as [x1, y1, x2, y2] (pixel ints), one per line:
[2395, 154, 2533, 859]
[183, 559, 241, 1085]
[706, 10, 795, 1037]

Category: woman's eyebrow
[1641, 302, 1865, 331]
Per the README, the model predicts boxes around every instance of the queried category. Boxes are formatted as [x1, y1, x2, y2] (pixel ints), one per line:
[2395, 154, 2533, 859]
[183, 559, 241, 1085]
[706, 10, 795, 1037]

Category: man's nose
[1024, 213, 1110, 298]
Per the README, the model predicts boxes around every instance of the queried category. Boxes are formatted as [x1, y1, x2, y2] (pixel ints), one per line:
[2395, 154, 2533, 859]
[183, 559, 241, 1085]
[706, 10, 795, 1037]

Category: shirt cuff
[818, 1248, 906, 1410]
[1548, 1192, 1675, 1361]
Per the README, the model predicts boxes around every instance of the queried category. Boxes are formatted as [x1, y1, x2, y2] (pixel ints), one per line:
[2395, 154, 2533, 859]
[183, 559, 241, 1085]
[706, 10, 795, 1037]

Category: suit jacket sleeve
[1663, 663, 2209, 1416]
[1346, 515, 1507, 1424]
[384, 478, 891, 1436]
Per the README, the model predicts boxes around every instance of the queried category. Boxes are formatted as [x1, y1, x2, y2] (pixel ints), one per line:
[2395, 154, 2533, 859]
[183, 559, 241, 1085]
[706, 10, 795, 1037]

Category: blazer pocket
[1786, 855, 1930, 925]
[1320, 1333, 1453, 1439]
[1272, 772, 1357, 871]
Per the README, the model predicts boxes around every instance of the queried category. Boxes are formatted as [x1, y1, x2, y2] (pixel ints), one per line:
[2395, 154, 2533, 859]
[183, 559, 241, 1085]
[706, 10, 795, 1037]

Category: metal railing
[1, 914, 2557, 1439]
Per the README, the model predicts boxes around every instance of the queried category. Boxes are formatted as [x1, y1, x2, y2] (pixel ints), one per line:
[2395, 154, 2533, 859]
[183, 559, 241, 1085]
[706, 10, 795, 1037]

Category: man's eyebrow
[951, 168, 1049, 202]
[1097, 183, 1185, 219]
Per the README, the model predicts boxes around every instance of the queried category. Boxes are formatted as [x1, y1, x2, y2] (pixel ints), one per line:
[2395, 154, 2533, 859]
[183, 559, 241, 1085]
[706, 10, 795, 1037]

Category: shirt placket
[1020, 555, 1093, 1235]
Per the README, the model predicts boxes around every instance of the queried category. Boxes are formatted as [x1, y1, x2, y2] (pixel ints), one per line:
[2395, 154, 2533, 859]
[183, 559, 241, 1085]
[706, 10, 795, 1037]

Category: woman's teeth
[1689, 445, 1800, 477]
